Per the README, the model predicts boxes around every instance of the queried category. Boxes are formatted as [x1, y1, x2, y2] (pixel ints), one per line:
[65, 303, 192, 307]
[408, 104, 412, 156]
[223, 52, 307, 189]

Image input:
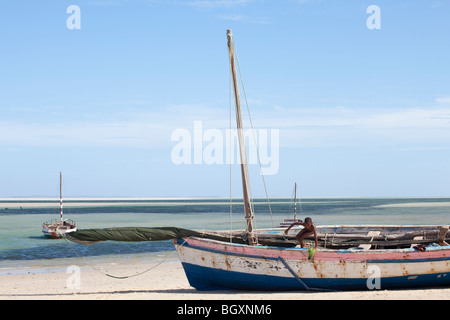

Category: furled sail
[66, 225, 449, 248]
[66, 227, 203, 244]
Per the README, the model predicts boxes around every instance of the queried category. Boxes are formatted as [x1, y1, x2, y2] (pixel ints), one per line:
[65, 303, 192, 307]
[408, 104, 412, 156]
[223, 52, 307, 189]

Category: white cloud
[218, 13, 269, 24]
[436, 97, 450, 105]
[245, 106, 450, 148]
[0, 103, 228, 148]
[0, 120, 166, 148]
[2, 102, 449, 150]
[218, 13, 246, 21]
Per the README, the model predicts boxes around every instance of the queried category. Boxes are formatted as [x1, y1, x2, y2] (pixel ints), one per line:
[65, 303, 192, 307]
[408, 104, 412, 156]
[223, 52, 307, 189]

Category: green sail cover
[66, 227, 203, 245]
[66, 226, 302, 247]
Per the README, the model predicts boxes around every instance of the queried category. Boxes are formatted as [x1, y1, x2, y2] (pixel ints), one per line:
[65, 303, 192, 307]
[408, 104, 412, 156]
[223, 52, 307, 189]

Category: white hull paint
[42, 220, 77, 239]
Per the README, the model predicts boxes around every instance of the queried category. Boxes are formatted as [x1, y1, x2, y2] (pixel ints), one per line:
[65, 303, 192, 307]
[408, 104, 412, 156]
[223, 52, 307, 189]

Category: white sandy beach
[1, 260, 449, 300]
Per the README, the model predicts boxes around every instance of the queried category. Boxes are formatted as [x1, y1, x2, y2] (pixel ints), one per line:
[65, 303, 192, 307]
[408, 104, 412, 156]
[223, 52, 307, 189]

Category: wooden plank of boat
[257, 227, 449, 242]
[410, 235, 424, 248]
[357, 231, 380, 250]
[210, 228, 450, 249]
[438, 225, 449, 246]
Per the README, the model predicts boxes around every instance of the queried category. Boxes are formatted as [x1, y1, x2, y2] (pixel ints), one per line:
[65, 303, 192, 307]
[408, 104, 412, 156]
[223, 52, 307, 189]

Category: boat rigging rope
[61, 233, 190, 280]
[233, 41, 275, 228]
[229, 62, 233, 243]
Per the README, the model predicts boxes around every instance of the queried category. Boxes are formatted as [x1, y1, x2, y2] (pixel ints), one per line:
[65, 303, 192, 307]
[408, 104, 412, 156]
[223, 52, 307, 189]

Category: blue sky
[1, 0, 449, 198]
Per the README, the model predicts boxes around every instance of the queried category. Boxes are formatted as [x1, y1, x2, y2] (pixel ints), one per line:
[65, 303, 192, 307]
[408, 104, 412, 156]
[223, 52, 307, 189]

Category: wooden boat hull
[42, 219, 77, 239]
[174, 237, 450, 291]
[42, 227, 77, 239]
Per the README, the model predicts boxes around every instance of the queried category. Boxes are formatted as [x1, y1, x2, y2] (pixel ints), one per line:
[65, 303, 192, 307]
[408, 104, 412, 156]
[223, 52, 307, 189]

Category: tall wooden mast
[226, 29, 256, 245]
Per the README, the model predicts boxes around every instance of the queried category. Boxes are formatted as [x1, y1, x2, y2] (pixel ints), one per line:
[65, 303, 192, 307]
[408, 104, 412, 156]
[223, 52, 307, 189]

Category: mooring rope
[61, 233, 189, 279]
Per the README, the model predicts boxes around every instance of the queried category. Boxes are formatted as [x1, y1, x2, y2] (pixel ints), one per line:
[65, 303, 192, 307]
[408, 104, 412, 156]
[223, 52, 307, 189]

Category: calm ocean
[0, 198, 449, 273]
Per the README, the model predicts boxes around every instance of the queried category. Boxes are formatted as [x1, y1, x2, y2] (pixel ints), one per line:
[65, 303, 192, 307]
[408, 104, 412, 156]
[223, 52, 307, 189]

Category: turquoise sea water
[0, 198, 449, 273]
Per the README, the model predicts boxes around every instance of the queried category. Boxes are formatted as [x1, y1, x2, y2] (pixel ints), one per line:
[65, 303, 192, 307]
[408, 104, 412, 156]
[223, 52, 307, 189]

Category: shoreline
[2, 196, 450, 201]
[1, 259, 449, 300]
[1, 197, 450, 210]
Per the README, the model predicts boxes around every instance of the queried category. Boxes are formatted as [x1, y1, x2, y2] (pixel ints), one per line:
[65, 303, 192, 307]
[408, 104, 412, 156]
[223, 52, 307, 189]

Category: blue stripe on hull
[181, 262, 450, 291]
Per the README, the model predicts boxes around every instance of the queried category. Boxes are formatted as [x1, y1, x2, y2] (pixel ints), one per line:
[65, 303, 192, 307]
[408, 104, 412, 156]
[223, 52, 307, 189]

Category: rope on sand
[61, 233, 189, 279]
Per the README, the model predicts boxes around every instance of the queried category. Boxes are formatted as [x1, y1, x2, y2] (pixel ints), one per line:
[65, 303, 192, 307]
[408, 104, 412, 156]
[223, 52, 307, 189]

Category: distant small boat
[42, 172, 76, 238]
[280, 182, 303, 228]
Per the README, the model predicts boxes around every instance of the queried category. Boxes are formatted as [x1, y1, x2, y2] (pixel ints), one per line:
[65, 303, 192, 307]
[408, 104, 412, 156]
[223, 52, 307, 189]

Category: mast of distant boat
[226, 29, 256, 245]
[294, 182, 297, 221]
[59, 171, 63, 222]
